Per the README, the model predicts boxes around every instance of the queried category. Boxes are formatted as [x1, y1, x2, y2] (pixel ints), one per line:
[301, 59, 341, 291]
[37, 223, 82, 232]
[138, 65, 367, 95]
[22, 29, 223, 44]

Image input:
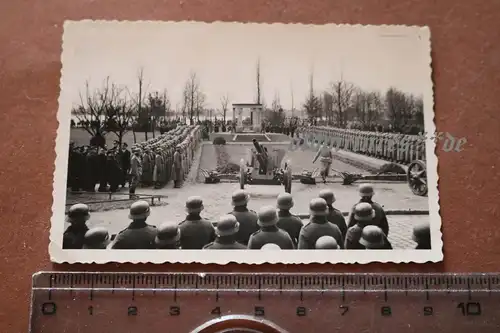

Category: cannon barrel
[252, 138, 268, 168]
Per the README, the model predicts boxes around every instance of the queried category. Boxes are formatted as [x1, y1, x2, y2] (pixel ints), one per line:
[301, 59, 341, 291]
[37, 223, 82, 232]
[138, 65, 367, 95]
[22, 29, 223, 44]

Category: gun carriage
[200, 137, 428, 197]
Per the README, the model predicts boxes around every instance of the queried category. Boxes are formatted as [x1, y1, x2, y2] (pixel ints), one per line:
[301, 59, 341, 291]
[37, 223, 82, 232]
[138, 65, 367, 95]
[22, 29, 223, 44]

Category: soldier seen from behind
[228, 190, 259, 246]
[248, 206, 295, 250]
[203, 215, 247, 249]
[298, 198, 344, 249]
[155, 224, 181, 249]
[346, 184, 389, 236]
[63, 203, 91, 249]
[106, 151, 122, 192]
[315, 235, 340, 249]
[120, 143, 131, 187]
[172, 145, 183, 188]
[178, 196, 216, 249]
[111, 200, 157, 249]
[345, 203, 384, 249]
[129, 148, 142, 199]
[276, 193, 303, 246]
[312, 141, 333, 183]
[83, 227, 111, 249]
[318, 189, 347, 240]
[412, 222, 431, 249]
[359, 225, 393, 249]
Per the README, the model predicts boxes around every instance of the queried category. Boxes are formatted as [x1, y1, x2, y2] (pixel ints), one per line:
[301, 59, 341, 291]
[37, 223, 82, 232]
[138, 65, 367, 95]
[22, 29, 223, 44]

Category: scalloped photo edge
[50, 20, 442, 264]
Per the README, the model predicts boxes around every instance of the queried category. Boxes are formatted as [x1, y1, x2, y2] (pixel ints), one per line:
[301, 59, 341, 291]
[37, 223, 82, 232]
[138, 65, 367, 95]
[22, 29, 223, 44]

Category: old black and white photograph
[50, 21, 441, 263]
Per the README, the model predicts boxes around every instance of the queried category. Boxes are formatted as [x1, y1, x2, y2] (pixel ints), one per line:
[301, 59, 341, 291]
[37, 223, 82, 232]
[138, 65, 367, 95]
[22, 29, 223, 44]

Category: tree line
[302, 71, 424, 134]
[71, 62, 425, 145]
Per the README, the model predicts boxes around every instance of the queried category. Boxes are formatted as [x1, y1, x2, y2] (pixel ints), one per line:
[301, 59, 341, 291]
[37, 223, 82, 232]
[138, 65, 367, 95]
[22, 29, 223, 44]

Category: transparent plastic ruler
[30, 272, 500, 333]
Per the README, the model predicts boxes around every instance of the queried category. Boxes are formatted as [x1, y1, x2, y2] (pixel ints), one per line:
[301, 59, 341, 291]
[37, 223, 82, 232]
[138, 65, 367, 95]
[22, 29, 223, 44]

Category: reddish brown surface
[1, 1, 500, 332]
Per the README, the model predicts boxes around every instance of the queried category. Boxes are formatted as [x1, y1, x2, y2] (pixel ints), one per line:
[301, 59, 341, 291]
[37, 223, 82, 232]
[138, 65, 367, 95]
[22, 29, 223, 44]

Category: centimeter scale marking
[30, 272, 500, 333]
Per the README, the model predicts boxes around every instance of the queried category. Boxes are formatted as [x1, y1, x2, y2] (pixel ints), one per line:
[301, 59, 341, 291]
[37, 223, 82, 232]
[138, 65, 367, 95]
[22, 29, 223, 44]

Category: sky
[60, 21, 432, 112]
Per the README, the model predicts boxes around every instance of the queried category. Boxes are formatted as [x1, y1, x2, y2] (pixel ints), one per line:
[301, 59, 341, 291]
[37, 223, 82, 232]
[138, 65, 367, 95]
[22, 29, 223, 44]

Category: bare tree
[125, 68, 149, 142]
[330, 79, 354, 128]
[220, 93, 229, 123]
[255, 58, 262, 104]
[385, 87, 420, 132]
[183, 71, 203, 125]
[106, 91, 137, 146]
[353, 89, 382, 130]
[195, 89, 206, 122]
[322, 92, 334, 125]
[71, 77, 115, 138]
[303, 70, 322, 121]
[290, 81, 295, 117]
[266, 91, 285, 126]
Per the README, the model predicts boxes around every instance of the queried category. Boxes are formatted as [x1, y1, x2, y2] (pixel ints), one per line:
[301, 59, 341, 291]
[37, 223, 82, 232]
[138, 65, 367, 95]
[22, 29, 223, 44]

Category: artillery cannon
[239, 138, 292, 193]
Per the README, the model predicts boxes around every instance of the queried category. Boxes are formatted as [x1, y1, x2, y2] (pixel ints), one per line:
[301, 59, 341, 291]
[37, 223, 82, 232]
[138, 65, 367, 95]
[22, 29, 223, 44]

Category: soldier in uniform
[129, 149, 142, 199]
[120, 143, 131, 187]
[203, 215, 246, 249]
[155, 224, 181, 249]
[82, 227, 111, 249]
[228, 190, 259, 246]
[315, 235, 340, 249]
[412, 222, 431, 249]
[178, 196, 216, 249]
[63, 203, 91, 249]
[345, 203, 378, 249]
[172, 145, 183, 188]
[359, 225, 393, 249]
[318, 189, 347, 240]
[141, 148, 152, 187]
[312, 141, 333, 183]
[111, 200, 157, 249]
[346, 184, 389, 236]
[248, 206, 295, 250]
[298, 198, 343, 249]
[275, 193, 303, 246]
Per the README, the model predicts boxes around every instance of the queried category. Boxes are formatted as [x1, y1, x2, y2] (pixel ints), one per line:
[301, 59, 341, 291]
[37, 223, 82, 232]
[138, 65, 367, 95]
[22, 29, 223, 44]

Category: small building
[232, 103, 264, 132]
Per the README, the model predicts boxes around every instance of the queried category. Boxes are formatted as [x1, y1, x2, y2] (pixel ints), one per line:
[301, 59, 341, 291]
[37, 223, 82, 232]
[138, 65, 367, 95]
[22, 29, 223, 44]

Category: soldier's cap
[276, 192, 294, 210]
[309, 198, 329, 217]
[128, 200, 151, 220]
[358, 183, 374, 197]
[412, 222, 430, 243]
[216, 215, 240, 237]
[155, 223, 180, 247]
[231, 190, 250, 207]
[318, 189, 336, 205]
[260, 243, 282, 250]
[354, 202, 375, 222]
[359, 225, 385, 248]
[185, 196, 204, 214]
[315, 236, 340, 249]
[66, 203, 90, 223]
[82, 227, 110, 249]
[257, 206, 279, 227]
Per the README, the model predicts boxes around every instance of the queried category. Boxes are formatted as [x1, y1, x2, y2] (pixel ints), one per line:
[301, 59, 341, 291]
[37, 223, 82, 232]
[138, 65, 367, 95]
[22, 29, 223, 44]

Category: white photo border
[50, 20, 442, 264]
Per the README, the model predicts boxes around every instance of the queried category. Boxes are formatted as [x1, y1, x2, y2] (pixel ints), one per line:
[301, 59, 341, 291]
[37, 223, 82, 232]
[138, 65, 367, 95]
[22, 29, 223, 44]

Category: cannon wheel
[407, 160, 428, 196]
[239, 165, 246, 190]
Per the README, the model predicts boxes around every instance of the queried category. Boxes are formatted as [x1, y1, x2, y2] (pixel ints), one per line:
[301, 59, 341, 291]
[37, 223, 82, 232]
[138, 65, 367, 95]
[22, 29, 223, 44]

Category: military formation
[302, 126, 427, 165]
[63, 183, 431, 250]
[67, 124, 202, 196]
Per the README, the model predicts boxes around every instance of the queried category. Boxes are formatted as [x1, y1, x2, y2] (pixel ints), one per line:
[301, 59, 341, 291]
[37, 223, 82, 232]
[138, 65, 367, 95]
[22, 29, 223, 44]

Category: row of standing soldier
[67, 124, 202, 194]
[128, 125, 202, 195]
[64, 184, 430, 250]
[301, 126, 427, 165]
